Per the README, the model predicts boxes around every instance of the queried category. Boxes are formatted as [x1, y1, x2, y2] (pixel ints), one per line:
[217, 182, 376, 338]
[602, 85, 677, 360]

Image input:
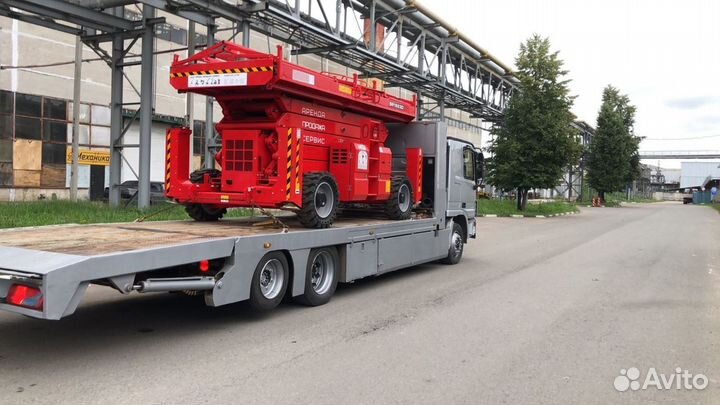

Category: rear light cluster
[5, 284, 43, 310]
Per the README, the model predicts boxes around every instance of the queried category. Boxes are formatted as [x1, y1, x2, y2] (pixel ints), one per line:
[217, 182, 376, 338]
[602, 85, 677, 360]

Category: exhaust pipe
[134, 277, 216, 293]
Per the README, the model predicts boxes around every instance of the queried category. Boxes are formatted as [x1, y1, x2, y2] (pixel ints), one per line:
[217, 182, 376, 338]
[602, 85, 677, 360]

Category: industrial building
[0, 2, 494, 203]
[679, 161, 720, 190]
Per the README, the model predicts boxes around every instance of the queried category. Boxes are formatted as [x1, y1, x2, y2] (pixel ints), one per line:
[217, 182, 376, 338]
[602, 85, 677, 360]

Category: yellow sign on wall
[66, 148, 110, 166]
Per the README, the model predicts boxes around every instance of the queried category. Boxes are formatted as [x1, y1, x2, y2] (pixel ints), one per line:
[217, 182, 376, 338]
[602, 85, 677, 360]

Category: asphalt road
[1, 202, 719, 405]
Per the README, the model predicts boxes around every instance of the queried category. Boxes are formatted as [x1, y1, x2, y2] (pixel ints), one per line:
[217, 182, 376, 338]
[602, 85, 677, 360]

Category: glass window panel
[0, 90, 12, 114]
[170, 26, 187, 45]
[68, 102, 90, 123]
[462, 147, 474, 180]
[42, 142, 66, 164]
[91, 105, 111, 126]
[16, 93, 41, 117]
[0, 115, 12, 139]
[0, 139, 12, 162]
[15, 117, 41, 140]
[66, 123, 90, 144]
[43, 120, 67, 142]
[43, 98, 67, 120]
[92, 126, 111, 146]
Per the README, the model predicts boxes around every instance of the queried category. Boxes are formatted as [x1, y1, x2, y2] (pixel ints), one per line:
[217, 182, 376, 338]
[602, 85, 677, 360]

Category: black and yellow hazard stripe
[285, 128, 293, 200]
[165, 133, 172, 193]
[293, 131, 301, 195]
[169, 66, 273, 78]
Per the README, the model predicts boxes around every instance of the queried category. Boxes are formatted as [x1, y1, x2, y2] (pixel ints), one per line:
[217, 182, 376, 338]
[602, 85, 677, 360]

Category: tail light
[6, 284, 44, 310]
[199, 260, 210, 272]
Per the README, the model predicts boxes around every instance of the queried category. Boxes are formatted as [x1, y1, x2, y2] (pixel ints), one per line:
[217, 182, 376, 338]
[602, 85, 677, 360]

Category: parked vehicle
[103, 181, 166, 203]
[0, 122, 481, 320]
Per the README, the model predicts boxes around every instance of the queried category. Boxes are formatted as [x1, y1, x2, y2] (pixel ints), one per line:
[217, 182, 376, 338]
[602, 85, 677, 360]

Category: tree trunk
[517, 187, 529, 211]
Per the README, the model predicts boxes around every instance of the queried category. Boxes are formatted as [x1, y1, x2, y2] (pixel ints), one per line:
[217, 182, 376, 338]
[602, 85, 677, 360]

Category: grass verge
[476, 199, 578, 216]
[0, 200, 251, 229]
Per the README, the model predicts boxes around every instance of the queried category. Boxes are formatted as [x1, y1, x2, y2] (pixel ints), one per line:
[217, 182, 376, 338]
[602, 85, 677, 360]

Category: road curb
[478, 211, 579, 218]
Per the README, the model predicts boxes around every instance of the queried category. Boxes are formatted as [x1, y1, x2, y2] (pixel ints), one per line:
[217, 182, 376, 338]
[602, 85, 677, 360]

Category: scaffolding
[1, 0, 518, 208]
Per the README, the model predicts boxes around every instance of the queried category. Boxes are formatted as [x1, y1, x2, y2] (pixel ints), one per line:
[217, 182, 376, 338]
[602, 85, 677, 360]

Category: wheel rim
[259, 258, 284, 299]
[450, 231, 463, 259]
[310, 251, 334, 295]
[314, 182, 334, 219]
[398, 183, 411, 212]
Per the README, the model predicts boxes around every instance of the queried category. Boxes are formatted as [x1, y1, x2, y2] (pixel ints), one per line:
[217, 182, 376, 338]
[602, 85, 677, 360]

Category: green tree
[586, 85, 640, 202]
[486, 35, 580, 210]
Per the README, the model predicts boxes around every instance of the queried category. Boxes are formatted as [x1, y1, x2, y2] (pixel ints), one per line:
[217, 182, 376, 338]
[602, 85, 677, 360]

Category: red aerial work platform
[165, 41, 421, 228]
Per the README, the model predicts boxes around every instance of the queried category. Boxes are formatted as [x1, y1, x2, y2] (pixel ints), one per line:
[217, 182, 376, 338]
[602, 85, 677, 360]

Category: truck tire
[249, 252, 289, 311]
[189, 168, 220, 184]
[385, 175, 413, 220]
[185, 203, 226, 221]
[441, 222, 464, 265]
[298, 173, 339, 228]
[295, 247, 339, 306]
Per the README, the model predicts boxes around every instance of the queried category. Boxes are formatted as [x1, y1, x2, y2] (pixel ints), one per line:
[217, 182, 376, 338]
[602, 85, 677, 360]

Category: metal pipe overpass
[639, 151, 720, 159]
[0, 0, 520, 208]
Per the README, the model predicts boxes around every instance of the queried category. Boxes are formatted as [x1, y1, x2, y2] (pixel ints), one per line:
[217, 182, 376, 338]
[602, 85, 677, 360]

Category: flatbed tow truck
[0, 122, 481, 320]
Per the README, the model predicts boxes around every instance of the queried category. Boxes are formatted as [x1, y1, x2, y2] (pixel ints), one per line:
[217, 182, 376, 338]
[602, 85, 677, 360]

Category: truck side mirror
[474, 151, 484, 184]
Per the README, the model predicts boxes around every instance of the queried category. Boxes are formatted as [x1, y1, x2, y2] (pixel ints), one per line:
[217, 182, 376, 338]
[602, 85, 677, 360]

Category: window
[171, 26, 187, 45]
[0, 139, 12, 162]
[0, 162, 11, 186]
[0, 90, 12, 114]
[194, 32, 208, 46]
[43, 98, 67, 120]
[15, 116, 41, 140]
[462, 146, 474, 181]
[16, 93, 41, 117]
[42, 143, 66, 164]
[156, 23, 172, 41]
[0, 115, 12, 139]
[43, 120, 66, 142]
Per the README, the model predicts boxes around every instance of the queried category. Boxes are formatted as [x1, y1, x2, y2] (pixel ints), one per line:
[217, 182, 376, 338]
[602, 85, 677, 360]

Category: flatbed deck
[0, 216, 398, 255]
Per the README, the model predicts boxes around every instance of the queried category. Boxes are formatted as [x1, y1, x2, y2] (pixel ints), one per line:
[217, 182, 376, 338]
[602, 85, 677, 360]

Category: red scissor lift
[166, 41, 421, 228]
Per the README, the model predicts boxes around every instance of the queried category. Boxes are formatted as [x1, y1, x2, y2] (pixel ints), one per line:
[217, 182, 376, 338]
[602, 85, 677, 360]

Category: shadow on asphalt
[0, 258, 460, 360]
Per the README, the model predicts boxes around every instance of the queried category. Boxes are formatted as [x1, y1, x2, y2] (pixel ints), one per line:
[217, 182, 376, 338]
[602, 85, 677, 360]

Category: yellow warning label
[338, 84, 353, 95]
[220, 195, 230, 203]
[385, 180, 391, 193]
[295, 179, 300, 194]
[66, 149, 110, 166]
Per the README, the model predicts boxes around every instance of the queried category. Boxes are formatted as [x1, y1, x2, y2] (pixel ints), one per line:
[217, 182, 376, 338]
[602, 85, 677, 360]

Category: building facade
[0, 10, 484, 201]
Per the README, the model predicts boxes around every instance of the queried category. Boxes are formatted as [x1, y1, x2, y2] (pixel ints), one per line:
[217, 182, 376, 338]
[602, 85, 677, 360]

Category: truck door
[446, 140, 477, 219]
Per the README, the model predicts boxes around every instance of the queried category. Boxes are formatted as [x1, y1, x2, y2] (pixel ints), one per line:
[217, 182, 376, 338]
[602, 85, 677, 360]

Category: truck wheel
[441, 222, 464, 264]
[249, 252, 289, 311]
[295, 247, 339, 306]
[385, 175, 413, 220]
[298, 173, 339, 228]
[185, 203, 226, 221]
